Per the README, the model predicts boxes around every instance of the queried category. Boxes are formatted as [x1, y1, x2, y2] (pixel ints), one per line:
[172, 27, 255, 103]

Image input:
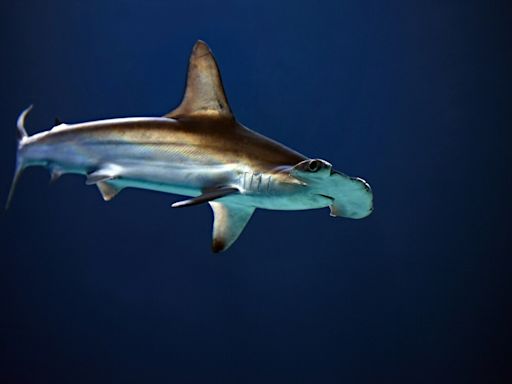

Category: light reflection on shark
[7, 41, 373, 252]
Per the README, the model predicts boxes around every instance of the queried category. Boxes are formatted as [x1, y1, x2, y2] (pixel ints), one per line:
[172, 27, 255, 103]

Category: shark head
[290, 159, 373, 219]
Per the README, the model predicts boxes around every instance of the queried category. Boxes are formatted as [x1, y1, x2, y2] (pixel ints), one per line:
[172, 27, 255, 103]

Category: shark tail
[5, 105, 33, 210]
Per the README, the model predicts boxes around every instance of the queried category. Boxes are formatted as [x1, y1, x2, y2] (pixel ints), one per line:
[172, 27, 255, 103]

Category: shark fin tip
[193, 40, 210, 54]
[97, 181, 122, 201]
[211, 239, 225, 253]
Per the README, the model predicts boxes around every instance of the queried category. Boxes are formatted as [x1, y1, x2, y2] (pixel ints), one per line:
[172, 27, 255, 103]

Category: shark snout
[324, 171, 373, 219]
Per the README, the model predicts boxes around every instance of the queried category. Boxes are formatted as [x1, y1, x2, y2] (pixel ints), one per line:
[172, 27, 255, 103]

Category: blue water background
[0, 1, 510, 383]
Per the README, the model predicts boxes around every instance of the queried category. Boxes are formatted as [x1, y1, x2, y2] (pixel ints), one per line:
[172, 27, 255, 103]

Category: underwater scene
[0, 1, 510, 383]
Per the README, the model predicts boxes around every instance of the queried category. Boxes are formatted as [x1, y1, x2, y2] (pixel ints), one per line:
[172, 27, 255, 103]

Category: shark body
[7, 41, 373, 252]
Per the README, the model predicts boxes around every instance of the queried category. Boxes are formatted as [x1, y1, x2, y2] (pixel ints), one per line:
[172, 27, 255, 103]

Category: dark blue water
[1, 1, 510, 383]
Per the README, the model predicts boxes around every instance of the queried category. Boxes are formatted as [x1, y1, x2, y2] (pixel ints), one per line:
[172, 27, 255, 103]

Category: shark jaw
[7, 40, 373, 252]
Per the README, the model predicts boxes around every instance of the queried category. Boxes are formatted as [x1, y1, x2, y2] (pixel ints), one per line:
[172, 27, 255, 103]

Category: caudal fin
[5, 105, 33, 210]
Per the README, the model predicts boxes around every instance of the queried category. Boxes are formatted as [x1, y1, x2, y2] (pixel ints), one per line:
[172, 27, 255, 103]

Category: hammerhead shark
[7, 40, 373, 252]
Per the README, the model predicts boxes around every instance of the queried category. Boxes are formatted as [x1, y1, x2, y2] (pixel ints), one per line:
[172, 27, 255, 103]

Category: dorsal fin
[165, 40, 233, 120]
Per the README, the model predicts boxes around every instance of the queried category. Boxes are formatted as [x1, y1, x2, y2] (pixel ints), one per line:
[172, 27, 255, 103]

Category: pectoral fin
[209, 202, 254, 253]
[171, 187, 238, 208]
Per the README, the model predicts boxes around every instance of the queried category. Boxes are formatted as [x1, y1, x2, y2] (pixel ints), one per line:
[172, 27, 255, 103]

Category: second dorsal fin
[164, 40, 233, 120]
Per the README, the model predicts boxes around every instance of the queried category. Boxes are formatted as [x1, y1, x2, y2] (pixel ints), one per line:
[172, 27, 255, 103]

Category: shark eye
[308, 160, 320, 172]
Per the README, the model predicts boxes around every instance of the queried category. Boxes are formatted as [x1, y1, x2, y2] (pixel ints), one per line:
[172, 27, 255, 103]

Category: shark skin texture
[7, 40, 373, 252]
